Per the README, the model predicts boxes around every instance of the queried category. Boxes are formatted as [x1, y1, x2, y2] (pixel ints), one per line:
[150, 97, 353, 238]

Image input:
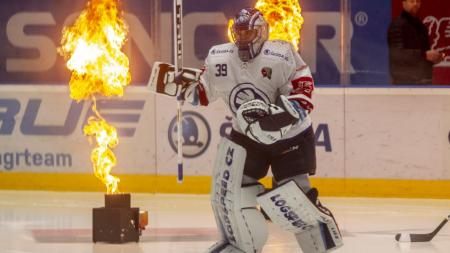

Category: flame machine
[93, 193, 148, 243]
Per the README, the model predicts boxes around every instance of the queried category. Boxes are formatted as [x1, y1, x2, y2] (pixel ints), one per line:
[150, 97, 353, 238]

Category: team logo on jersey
[168, 111, 211, 158]
[261, 67, 272, 80]
[229, 83, 271, 114]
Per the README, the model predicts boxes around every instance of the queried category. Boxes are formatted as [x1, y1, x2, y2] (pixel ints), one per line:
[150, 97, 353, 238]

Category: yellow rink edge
[0, 172, 450, 199]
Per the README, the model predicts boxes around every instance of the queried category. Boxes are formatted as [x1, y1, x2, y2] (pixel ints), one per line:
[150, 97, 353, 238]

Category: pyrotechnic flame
[227, 19, 234, 43]
[59, 0, 130, 194]
[228, 0, 304, 50]
[59, 0, 130, 101]
[84, 103, 120, 194]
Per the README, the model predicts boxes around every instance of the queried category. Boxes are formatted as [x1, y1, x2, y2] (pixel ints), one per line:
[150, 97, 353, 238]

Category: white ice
[0, 190, 449, 253]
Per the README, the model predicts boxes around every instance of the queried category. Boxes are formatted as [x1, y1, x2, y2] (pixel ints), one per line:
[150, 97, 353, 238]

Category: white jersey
[197, 40, 315, 140]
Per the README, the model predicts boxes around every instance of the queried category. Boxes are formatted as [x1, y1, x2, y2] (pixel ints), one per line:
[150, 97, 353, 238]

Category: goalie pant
[206, 137, 343, 253]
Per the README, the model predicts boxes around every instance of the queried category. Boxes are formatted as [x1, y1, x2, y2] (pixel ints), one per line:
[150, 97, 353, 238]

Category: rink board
[1, 173, 450, 199]
[0, 86, 450, 198]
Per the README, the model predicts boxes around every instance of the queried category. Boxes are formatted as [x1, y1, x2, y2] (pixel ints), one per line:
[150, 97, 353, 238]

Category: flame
[59, 0, 130, 194]
[59, 0, 130, 101]
[84, 105, 120, 194]
[227, 19, 234, 43]
[228, 0, 304, 50]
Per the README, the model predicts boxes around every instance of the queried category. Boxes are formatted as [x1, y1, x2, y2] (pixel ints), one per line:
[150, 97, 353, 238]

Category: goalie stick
[395, 215, 449, 242]
[173, 0, 184, 183]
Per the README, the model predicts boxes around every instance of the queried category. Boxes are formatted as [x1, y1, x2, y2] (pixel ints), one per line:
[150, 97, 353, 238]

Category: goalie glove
[236, 95, 300, 145]
[148, 62, 202, 102]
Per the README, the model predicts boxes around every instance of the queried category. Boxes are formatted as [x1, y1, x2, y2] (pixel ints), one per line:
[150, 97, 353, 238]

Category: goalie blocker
[148, 61, 203, 103]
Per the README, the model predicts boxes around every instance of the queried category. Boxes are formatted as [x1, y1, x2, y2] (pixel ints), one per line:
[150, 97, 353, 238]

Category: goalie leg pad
[257, 181, 343, 252]
[206, 243, 245, 253]
[295, 224, 335, 253]
[208, 138, 268, 253]
[277, 173, 312, 192]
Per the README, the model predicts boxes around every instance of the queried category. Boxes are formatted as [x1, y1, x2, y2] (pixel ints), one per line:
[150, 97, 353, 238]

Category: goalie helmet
[231, 8, 269, 62]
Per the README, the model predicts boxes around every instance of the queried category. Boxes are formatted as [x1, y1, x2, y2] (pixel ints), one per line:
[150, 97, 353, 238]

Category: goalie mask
[231, 8, 269, 62]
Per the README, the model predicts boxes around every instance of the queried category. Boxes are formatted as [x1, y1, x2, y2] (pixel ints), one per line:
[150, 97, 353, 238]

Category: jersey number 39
[215, 64, 228, 77]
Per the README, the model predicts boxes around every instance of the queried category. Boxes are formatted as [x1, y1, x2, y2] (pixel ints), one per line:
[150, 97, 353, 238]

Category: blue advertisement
[0, 0, 390, 85]
[350, 0, 391, 84]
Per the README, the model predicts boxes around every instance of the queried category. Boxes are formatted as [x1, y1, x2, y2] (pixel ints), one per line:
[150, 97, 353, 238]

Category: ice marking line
[31, 228, 218, 243]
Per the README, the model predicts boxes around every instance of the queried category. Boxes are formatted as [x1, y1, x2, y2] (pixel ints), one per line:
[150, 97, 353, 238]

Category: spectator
[388, 0, 445, 84]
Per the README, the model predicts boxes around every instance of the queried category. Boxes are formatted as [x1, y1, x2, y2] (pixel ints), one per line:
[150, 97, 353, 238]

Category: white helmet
[231, 8, 269, 62]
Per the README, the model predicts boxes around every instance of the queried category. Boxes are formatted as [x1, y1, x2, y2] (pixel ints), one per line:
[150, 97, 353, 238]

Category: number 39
[215, 64, 227, 77]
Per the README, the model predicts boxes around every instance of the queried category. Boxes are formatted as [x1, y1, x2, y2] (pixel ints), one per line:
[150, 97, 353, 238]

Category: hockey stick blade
[395, 215, 449, 242]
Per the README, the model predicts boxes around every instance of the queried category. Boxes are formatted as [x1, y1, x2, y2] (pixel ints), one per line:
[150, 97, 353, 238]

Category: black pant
[229, 126, 316, 182]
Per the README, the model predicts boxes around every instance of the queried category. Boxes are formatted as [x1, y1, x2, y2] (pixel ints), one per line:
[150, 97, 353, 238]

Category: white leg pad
[295, 224, 329, 253]
[206, 242, 245, 253]
[257, 180, 343, 252]
[207, 138, 268, 253]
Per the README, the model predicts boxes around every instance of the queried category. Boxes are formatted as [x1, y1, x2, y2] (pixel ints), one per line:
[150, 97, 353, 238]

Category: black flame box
[93, 193, 146, 243]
